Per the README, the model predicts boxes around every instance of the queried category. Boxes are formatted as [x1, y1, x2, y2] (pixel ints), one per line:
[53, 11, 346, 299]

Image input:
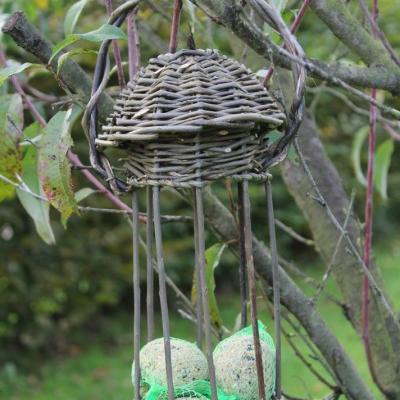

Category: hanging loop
[83, 0, 141, 193]
[248, 0, 306, 168]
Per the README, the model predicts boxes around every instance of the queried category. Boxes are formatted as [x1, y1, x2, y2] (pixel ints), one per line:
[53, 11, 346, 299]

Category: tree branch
[200, 187, 373, 399]
[189, 0, 400, 94]
[310, 0, 397, 68]
[281, 114, 400, 397]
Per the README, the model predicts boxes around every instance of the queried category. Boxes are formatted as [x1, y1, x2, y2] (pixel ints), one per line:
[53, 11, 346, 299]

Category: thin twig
[78, 206, 192, 223]
[169, 0, 183, 53]
[384, 123, 400, 141]
[282, 311, 341, 389]
[0, 173, 47, 201]
[275, 218, 314, 246]
[281, 326, 337, 391]
[273, 44, 400, 120]
[104, 0, 126, 88]
[262, 0, 311, 85]
[294, 138, 400, 332]
[278, 257, 344, 307]
[310, 191, 356, 304]
[358, 0, 400, 67]
[307, 86, 400, 129]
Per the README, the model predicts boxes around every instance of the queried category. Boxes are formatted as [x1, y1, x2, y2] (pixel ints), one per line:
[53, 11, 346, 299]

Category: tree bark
[200, 187, 373, 399]
[189, 0, 400, 94]
[281, 114, 400, 398]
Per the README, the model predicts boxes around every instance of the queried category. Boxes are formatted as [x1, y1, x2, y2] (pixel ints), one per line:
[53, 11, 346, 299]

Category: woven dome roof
[98, 49, 286, 145]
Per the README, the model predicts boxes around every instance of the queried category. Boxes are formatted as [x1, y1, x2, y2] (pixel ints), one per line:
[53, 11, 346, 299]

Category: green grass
[1, 242, 399, 400]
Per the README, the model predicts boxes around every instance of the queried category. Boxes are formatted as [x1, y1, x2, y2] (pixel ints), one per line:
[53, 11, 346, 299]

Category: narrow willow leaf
[50, 25, 126, 63]
[49, 35, 79, 64]
[351, 126, 368, 187]
[17, 146, 56, 245]
[57, 48, 97, 75]
[0, 94, 23, 201]
[192, 243, 226, 333]
[374, 139, 394, 200]
[38, 110, 78, 226]
[75, 187, 96, 203]
[0, 63, 32, 86]
[76, 24, 126, 42]
[64, 0, 89, 36]
[183, 0, 197, 32]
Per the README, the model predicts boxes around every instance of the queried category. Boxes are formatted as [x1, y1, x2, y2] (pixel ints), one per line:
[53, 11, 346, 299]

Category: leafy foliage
[50, 24, 126, 62]
[64, 0, 89, 36]
[38, 110, 78, 226]
[0, 63, 32, 86]
[0, 94, 23, 201]
[16, 146, 55, 245]
[192, 243, 226, 334]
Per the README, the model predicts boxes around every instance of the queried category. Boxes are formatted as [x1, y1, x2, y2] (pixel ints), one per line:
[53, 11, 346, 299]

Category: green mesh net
[142, 379, 238, 400]
[133, 337, 238, 400]
[134, 322, 275, 400]
[213, 321, 276, 400]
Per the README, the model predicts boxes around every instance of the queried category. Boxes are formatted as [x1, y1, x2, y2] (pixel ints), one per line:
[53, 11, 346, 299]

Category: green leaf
[287, 143, 299, 164]
[50, 24, 126, 63]
[0, 63, 32, 86]
[0, 94, 23, 201]
[64, 0, 89, 36]
[75, 187, 96, 203]
[21, 122, 41, 146]
[183, 0, 197, 32]
[16, 146, 56, 245]
[49, 35, 80, 64]
[57, 48, 98, 75]
[351, 126, 368, 187]
[77, 24, 126, 42]
[268, 129, 283, 145]
[191, 243, 226, 334]
[38, 110, 78, 226]
[374, 139, 394, 200]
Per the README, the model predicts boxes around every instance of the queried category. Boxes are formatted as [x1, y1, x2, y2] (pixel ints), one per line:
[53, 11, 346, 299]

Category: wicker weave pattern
[98, 49, 286, 187]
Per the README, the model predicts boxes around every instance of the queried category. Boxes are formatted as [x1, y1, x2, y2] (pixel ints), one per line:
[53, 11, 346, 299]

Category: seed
[132, 338, 209, 390]
[213, 329, 275, 400]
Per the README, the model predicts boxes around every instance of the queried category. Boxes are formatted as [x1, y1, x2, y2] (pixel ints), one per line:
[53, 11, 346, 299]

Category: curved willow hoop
[83, 1, 306, 192]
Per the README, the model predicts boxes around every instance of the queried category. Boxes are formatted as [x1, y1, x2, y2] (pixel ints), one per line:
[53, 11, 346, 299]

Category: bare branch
[311, 191, 355, 304]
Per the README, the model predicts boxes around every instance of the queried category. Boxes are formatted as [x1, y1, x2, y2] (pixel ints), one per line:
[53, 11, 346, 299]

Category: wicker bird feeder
[97, 49, 286, 188]
[84, 1, 306, 400]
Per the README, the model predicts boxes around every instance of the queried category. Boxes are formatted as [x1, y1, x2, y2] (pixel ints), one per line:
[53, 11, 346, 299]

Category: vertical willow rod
[132, 189, 141, 400]
[146, 187, 155, 341]
[265, 180, 281, 399]
[193, 189, 204, 348]
[194, 187, 218, 400]
[239, 180, 266, 400]
[237, 182, 248, 329]
[153, 186, 174, 400]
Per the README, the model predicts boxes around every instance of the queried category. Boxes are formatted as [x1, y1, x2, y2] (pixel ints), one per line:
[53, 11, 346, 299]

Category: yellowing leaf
[0, 94, 23, 201]
[17, 146, 56, 245]
[38, 110, 78, 225]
